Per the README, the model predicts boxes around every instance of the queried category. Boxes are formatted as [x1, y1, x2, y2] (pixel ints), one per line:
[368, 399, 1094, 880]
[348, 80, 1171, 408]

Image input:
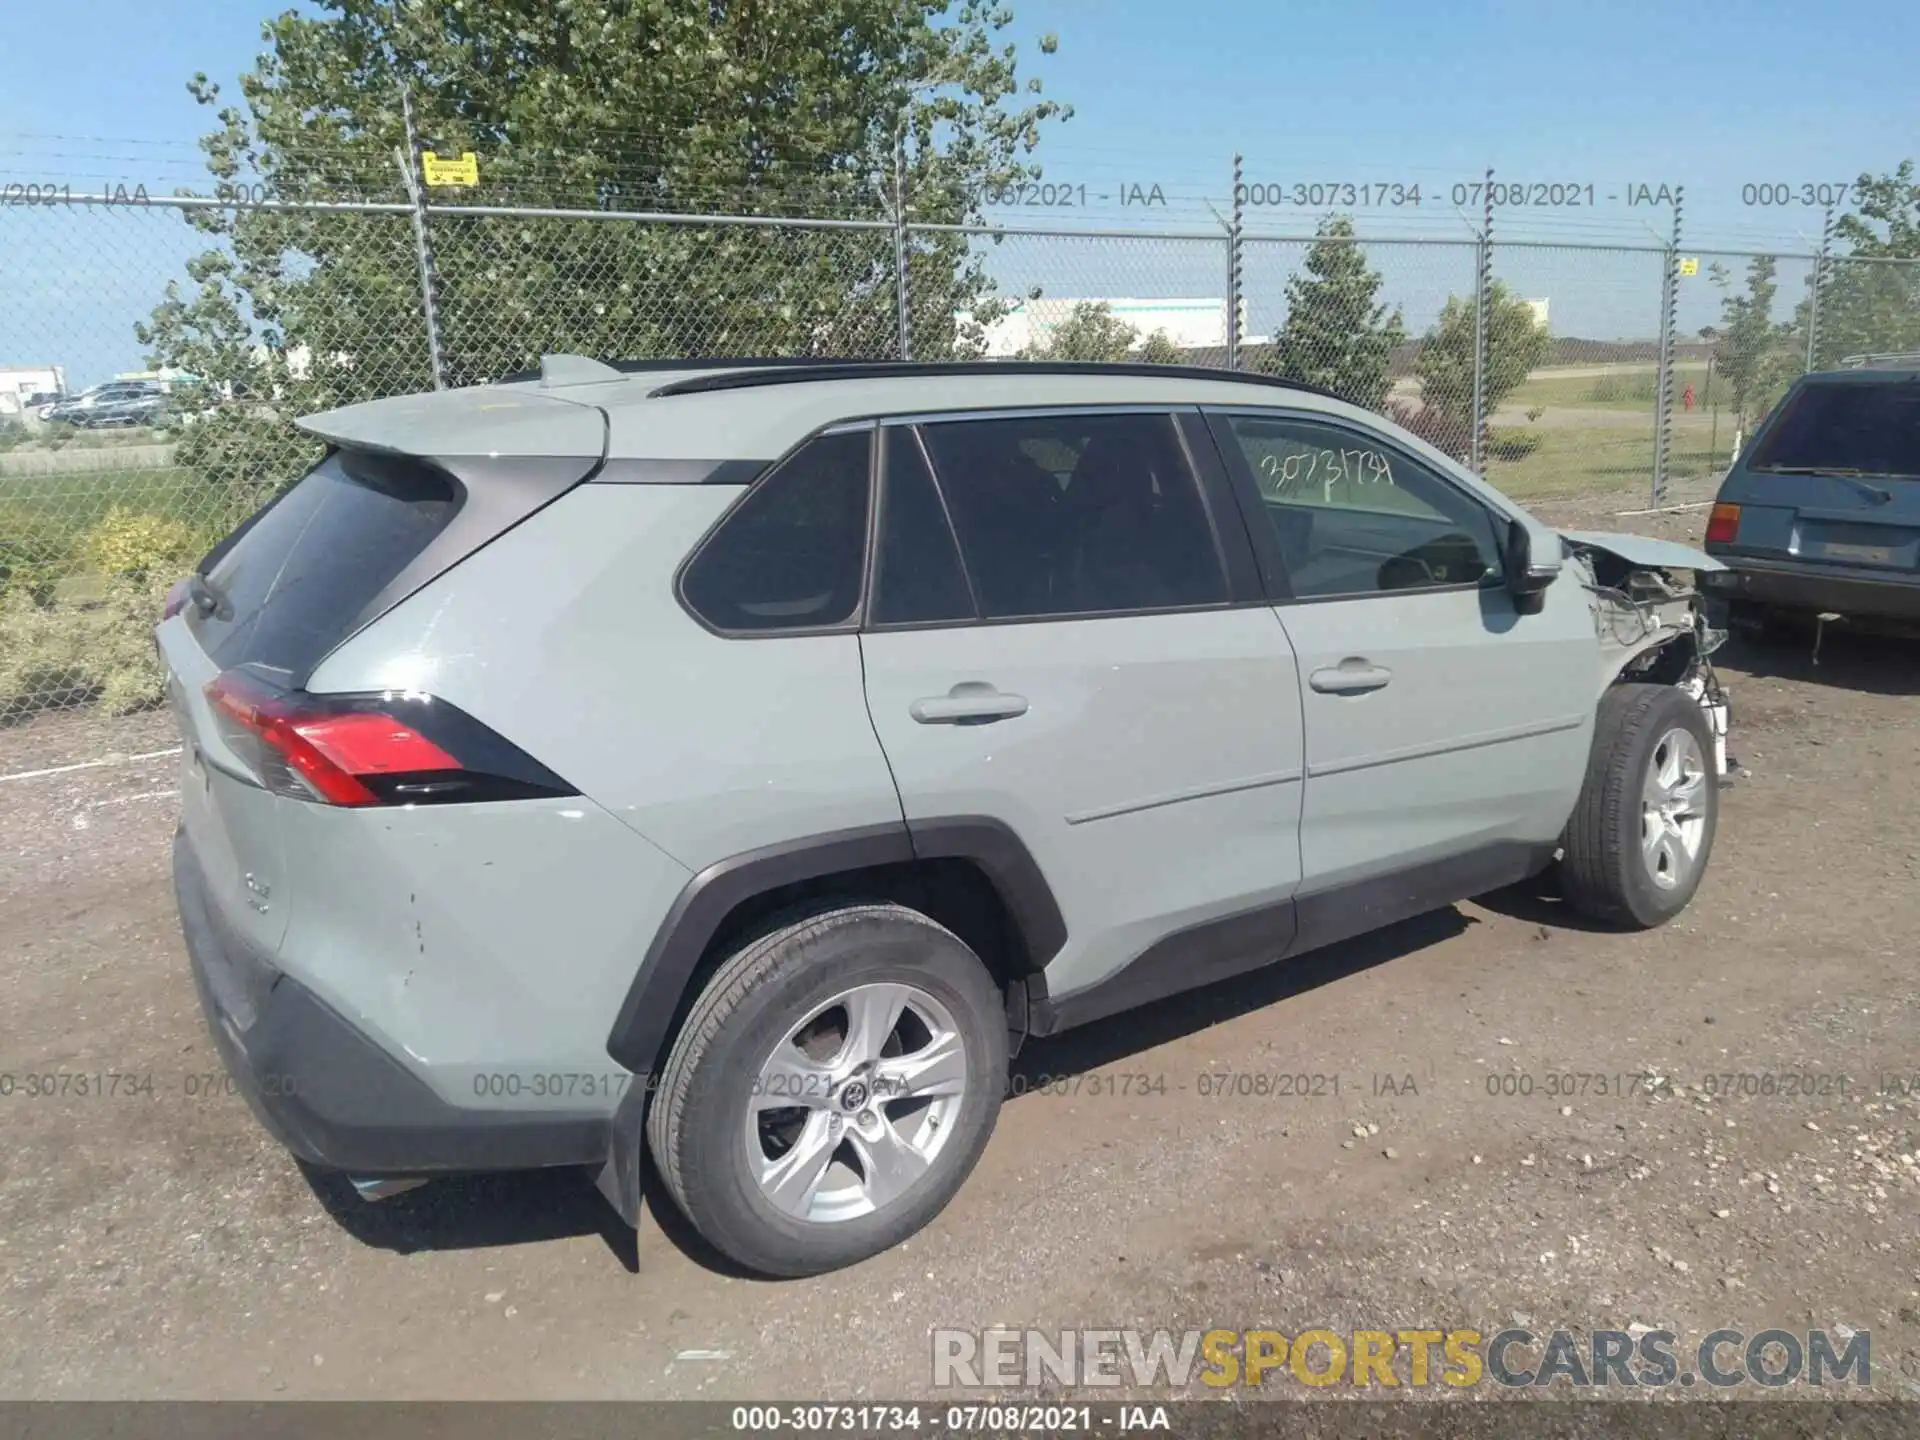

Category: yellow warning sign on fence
[422, 151, 479, 187]
[1678, 256, 1700, 276]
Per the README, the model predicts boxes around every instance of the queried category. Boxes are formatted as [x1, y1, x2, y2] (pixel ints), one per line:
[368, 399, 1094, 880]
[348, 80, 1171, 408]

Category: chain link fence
[1487, 244, 1673, 501]
[2, 193, 1918, 732]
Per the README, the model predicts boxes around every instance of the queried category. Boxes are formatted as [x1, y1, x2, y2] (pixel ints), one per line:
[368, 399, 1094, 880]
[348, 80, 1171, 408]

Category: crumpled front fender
[1561, 529, 1728, 573]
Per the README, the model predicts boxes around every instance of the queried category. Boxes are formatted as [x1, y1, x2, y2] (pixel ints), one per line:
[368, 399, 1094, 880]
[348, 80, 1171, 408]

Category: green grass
[1507, 362, 1711, 414]
[1483, 422, 1725, 502]
[0, 467, 214, 546]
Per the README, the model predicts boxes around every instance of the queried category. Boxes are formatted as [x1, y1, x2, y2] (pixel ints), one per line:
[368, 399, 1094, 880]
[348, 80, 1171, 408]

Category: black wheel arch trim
[603, 815, 1066, 1079]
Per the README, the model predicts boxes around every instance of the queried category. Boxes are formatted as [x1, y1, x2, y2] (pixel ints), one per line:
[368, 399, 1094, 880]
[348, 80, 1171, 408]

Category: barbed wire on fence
[2, 186, 1917, 729]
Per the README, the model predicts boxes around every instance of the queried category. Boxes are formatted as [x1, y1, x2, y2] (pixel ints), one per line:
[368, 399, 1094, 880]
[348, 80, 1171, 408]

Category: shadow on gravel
[1717, 626, 1920, 698]
[1011, 905, 1474, 1087]
[298, 1161, 641, 1271]
[1471, 872, 1623, 934]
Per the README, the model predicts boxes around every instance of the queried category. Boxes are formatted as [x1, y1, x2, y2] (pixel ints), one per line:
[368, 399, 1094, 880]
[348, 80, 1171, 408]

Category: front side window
[918, 411, 1227, 620]
[680, 428, 872, 632]
[1221, 413, 1505, 599]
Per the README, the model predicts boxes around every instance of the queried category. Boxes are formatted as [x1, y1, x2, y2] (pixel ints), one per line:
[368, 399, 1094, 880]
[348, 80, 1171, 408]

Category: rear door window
[869, 427, 975, 626]
[917, 411, 1228, 619]
[1747, 380, 1920, 477]
[192, 448, 463, 683]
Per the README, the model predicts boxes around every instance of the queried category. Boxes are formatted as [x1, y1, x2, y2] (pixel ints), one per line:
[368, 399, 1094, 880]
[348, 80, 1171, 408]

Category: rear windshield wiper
[187, 571, 233, 620]
[1748, 467, 1898, 504]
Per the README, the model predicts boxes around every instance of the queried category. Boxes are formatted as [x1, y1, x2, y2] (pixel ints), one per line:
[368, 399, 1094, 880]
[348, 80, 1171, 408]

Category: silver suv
[161, 358, 1731, 1276]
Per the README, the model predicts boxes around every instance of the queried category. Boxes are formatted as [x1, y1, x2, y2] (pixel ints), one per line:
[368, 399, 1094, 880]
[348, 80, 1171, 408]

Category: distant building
[1524, 298, 1550, 330]
[0, 364, 66, 419]
[966, 297, 1254, 357]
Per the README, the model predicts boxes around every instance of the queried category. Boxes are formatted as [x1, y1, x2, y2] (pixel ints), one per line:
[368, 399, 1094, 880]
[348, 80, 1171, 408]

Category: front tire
[646, 902, 1006, 1277]
[1559, 683, 1719, 929]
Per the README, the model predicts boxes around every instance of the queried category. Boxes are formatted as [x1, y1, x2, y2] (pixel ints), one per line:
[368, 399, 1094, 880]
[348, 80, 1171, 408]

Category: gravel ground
[3, 486, 1918, 1403]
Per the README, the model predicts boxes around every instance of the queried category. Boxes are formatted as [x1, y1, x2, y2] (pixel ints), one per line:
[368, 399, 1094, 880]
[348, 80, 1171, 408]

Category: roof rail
[1836, 351, 1920, 370]
[646, 359, 1344, 402]
[496, 355, 888, 386]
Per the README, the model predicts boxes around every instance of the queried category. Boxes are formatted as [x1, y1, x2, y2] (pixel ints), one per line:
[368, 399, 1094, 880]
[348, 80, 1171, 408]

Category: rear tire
[647, 902, 1006, 1277]
[1559, 683, 1719, 929]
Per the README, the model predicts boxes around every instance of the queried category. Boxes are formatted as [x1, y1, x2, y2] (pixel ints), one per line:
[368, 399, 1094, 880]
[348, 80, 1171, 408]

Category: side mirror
[1503, 519, 1561, 607]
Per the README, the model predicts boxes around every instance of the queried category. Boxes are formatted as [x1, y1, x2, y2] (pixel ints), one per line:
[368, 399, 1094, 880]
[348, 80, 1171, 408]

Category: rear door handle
[910, 686, 1030, 725]
[1309, 659, 1393, 695]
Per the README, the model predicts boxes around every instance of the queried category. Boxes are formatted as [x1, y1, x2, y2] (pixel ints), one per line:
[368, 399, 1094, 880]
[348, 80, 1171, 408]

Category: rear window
[1747, 379, 1920, 477]
[679, 429, 873, 633]
[192, 448, 463, 682]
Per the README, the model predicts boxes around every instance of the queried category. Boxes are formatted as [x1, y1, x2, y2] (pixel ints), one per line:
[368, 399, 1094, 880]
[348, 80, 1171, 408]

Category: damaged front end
[1564, 530, 1732, 777]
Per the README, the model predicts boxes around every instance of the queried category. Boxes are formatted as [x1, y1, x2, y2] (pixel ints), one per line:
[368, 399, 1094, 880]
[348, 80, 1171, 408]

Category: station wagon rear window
[1748, 380, 1920, 478]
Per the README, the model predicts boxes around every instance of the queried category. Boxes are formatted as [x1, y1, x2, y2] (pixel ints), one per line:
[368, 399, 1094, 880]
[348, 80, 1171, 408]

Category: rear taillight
[162, 576, 192, 621]
[1704, 502, 1742, 545]
[204, 671, 574, 807]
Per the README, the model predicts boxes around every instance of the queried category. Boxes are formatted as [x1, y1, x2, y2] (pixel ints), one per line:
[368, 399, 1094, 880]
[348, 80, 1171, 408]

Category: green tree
[1019, 301, 1184, 362]
[1804, 161, 1920, 367]
[1024, 301, 1139, 360]
[1709, 256, 1797, 429]
[1021, 299, 1182, 360]
[1414, 280, 1550, 429]
[140, 0, 1069, 512]
[1136, 328, 1185, 364]
[1256, 215, 1405, 408]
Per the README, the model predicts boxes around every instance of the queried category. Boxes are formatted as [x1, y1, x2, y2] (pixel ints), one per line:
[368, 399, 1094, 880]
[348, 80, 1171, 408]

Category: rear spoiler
[295, 383, 608, 462]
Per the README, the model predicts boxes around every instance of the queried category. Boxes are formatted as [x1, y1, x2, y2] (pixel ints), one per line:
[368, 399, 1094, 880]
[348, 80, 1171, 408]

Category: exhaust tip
[349, 1176, 430, 1202]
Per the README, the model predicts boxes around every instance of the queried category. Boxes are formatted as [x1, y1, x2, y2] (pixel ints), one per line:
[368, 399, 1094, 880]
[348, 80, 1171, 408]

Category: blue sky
[3, 0, 1915, 382]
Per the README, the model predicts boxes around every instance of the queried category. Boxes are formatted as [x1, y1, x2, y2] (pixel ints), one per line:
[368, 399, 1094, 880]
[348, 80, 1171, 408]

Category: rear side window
[194, 448, 462, 682]
[1747, 380, 1920, 477]
[918, 411, 1227, 620]
[681, 428, 873, 632]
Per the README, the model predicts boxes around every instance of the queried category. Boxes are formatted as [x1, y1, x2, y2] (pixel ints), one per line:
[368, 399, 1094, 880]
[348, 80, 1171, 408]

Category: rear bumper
[173, 830, 610, 1177]
[1701, 554, 1920, 622]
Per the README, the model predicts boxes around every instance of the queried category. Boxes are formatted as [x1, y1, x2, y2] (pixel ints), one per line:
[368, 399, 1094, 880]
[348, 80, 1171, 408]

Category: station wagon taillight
[204, 671, 576, 807]
[1704, 503, 1742, 545]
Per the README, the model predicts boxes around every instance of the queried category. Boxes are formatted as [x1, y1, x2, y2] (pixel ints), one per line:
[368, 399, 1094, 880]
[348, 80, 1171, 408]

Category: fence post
[1651, 185, 1683, 506]
[1226, 153, 1245, 369]
[892, 139, 912, 361]
[397, 86, 448, 390]
[1806, 205, 1834, 372]
[1470, 167, 1493, 474]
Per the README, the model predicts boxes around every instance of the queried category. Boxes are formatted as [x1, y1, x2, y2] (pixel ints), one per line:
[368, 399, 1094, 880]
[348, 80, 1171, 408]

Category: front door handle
[910, 685, 1030, 725]
[1309, 659, 1393, 695]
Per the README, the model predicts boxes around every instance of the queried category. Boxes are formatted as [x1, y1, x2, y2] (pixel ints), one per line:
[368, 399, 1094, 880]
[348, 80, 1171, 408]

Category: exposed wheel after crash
[1560, 683, 1721, 928]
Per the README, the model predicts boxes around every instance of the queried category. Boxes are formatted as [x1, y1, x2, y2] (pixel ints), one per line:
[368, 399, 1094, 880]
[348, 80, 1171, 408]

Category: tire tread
[645, 901, 1000, 1275]
[1560, 681, 1715, 928]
